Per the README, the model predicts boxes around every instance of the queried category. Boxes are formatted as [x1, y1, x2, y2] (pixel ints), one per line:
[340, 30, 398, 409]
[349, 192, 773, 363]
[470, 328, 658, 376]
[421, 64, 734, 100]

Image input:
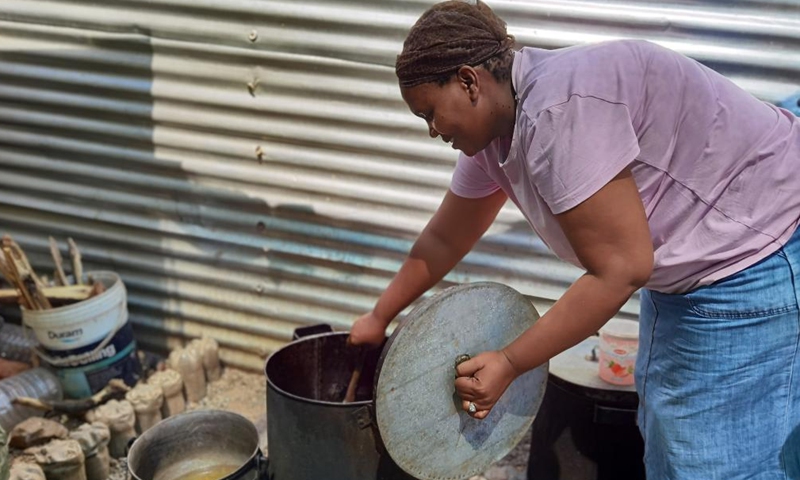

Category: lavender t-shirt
[451, 40, 800, 293]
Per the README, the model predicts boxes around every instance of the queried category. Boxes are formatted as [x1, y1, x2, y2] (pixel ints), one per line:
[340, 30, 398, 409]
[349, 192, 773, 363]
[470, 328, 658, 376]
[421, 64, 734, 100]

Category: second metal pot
[127, 410, 265, 480]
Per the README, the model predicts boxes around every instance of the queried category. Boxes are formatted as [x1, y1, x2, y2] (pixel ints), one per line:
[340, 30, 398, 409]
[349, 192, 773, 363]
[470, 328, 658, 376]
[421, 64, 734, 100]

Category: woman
[349, 1, 800, 478]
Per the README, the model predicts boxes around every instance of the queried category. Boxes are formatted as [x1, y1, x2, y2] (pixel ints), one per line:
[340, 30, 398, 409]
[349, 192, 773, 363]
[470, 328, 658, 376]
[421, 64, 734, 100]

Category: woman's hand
[454, 350, 520, 419]
[348, 312, 389, 348]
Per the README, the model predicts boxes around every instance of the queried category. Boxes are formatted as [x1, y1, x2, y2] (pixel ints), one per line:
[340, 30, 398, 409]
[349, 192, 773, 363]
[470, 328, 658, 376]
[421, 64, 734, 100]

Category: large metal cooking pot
[127, 410, 265, 480]
[265, 282, 549, 480]
[266, 328, 412, 480]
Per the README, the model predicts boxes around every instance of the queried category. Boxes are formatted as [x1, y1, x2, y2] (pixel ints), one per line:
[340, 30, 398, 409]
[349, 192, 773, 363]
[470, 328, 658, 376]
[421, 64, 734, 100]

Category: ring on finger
[468, 402, 477, 413]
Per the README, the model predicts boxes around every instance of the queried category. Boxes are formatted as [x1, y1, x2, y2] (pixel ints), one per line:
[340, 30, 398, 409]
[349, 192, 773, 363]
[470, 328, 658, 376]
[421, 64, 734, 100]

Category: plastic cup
[598, 319, 639, 386]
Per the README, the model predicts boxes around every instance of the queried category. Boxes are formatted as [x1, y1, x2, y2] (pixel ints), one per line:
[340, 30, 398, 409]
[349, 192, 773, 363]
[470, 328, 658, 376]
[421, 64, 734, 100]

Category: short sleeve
[528, 96, 640, 214]
[450, 153, 501, 199]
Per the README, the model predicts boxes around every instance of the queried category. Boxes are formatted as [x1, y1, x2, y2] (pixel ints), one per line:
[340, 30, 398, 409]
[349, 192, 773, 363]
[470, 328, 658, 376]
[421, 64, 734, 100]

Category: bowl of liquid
[127, 410, 264, 480]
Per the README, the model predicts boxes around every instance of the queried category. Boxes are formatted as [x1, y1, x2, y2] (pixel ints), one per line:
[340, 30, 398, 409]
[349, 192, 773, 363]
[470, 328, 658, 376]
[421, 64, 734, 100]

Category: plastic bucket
[22, 271, 141, 399]
[598, 319, 639, 386]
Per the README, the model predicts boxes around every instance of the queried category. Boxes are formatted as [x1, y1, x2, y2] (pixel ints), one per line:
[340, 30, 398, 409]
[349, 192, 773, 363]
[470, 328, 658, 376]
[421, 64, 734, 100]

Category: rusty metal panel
[0, 0, 796, 371]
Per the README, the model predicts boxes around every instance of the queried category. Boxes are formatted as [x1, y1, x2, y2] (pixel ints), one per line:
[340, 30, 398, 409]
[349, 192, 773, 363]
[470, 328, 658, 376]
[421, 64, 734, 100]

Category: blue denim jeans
[637, 227, 800, 479]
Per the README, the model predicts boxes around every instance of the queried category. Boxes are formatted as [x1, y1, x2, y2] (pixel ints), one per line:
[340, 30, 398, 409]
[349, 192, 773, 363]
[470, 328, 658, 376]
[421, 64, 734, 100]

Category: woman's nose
[428, 124, 439, 138]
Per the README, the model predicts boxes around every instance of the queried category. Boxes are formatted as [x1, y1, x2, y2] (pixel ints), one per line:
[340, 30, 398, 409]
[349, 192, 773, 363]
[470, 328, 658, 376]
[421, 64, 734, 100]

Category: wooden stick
[88, 281, 106, 298]
[2, 236, 46, 290]
[25, 277, 51, 310]
[0, 253, 14, 285]
[2, 241, 54, 309]
[344, 347, 367, 403]
[344, 364, 363, 403]
[67, 238, 83, 285]
[2, 246, 34, 309]
[49, 237, 69, 286]
[0, 285, 93, 304]
[12, 379, 130, 416]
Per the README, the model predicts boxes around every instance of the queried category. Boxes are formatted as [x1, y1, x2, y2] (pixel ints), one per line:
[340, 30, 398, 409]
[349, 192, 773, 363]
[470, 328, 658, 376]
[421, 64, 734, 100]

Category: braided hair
[395, 0, 515, 88]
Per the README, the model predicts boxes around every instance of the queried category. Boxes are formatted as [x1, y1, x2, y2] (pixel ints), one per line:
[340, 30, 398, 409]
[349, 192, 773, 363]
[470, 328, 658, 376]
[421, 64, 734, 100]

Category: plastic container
[189, 336, 221, 382]
[169, 348, 206, 403]
[0, 368, 63, 432]
[598, 319, 639, 386]
[0, 319, 37, 364]
[21, 272, 141, 398]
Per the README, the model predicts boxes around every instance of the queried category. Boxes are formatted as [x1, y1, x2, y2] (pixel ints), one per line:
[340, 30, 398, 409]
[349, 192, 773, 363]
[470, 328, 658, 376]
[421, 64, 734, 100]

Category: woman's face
[400, 67, 498, 157]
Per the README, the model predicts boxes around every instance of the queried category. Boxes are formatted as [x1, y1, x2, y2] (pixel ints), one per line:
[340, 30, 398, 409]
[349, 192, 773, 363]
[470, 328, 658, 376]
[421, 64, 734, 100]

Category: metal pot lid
[374, 282, 548, 480]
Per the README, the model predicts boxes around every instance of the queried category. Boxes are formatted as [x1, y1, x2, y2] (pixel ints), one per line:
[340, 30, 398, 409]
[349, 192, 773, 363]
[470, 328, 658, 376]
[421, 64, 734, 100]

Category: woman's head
[396, 1, 516, 156]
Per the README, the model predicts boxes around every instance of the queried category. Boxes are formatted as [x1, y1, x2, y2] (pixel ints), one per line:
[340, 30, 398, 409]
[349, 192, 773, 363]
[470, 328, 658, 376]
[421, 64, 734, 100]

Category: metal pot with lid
[265, 282, 549, 480]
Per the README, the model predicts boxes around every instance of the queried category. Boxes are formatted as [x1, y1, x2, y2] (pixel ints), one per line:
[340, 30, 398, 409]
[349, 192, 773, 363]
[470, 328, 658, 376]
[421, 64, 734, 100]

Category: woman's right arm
[349, 188, 508, 346]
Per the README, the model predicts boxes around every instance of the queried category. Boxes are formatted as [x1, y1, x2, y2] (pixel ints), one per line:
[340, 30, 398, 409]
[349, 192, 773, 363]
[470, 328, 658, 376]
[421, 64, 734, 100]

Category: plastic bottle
[189, 337, 222, 382]
[0, 320, 36, 364]
[170, 348, 206, 403]
[0, 368, 62, 432]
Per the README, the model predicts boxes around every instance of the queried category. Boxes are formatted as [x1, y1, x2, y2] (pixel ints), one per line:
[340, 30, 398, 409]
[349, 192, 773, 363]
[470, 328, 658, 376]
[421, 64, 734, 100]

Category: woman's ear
[457, 66, 480, 102]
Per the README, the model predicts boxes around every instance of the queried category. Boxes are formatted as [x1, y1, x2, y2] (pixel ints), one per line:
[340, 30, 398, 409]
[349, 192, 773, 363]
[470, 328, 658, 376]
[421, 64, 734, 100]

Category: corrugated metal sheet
[0, 0, 797, 371]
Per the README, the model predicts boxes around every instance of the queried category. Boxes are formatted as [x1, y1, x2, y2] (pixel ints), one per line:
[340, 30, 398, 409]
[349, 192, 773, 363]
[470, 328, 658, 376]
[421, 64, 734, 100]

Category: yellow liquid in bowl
[169, 464, 241, 480]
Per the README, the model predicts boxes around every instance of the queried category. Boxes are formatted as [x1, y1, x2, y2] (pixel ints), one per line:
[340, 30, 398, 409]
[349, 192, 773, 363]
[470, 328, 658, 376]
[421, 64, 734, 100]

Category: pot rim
[264, 331, 374, 407]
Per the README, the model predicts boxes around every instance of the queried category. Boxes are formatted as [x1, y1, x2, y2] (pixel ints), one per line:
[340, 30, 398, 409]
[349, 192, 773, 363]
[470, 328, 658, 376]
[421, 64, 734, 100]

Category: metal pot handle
[593, 404, 638, 426]
[255, 451, 270, 479]
[292, 324, 334, 340]
[125, 436, 137, 457]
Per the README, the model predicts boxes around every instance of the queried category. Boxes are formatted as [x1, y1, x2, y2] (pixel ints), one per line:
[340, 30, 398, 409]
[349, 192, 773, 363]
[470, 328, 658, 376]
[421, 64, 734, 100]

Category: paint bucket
[22, 271, 141, 398]
[598, 319, 639, 386]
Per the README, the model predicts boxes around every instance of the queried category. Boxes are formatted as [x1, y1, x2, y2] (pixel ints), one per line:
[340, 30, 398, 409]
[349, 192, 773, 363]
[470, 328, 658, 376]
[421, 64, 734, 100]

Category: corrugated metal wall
[0, 0, 797, 371]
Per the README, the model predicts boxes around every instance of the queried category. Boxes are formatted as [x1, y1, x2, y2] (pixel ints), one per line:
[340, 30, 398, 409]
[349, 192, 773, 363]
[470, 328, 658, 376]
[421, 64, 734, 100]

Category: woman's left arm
[455, 168, 653, 418]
